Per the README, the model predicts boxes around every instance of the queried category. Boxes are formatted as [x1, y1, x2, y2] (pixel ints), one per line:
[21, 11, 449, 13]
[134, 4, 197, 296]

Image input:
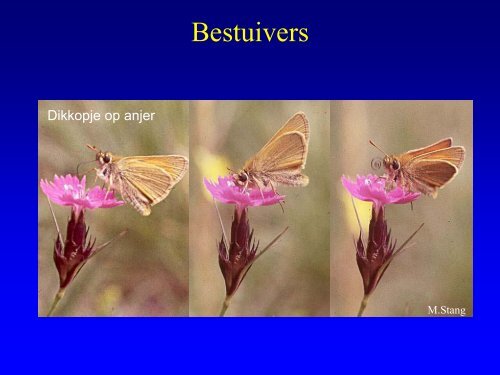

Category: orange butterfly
[233, 112, 310, 192]
[370, 138, 465, 198]
[87, 145, 188, 215]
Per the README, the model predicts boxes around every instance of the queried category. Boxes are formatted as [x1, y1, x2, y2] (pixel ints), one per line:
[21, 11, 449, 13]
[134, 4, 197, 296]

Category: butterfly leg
[269, 180, 278, 194]
[384, 180, 395, 192]
[268, 181, 284, 212]
[104, 174, 113, 200]
[254, 179, 265, 199]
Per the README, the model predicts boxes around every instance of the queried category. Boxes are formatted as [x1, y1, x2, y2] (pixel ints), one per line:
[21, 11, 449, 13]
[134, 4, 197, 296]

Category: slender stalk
[219, 295, 232, 317]
[351, 197, 364, 239]
[213, 199, 228, 247]
[253, 226, 288, 263]
[90, 230, 128, 259]
[46, 197, 64, 247]
[47, 288, 66, 317]
[357, 294, 369, 317]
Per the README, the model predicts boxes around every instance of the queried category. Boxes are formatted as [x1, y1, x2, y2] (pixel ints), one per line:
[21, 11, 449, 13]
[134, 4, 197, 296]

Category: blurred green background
[38, 100, 189, 316]
[330, 101, 472, 317]
[190, 101, 330, 316]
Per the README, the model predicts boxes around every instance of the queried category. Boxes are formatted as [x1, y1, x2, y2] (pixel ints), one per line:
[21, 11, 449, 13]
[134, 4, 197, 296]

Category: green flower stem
[357, 294, 370, 317]
[219, 295, 232, 317]
[47, 288, 66, 317]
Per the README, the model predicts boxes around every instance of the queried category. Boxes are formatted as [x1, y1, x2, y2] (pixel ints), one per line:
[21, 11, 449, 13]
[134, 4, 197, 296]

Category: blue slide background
[1, 0, 497, 371]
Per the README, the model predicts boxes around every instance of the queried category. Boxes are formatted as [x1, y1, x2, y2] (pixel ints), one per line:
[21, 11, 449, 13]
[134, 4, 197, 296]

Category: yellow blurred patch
[194, 146, 230, 201]
[96, 284, 122, 316]
[342, 189, 372, 234]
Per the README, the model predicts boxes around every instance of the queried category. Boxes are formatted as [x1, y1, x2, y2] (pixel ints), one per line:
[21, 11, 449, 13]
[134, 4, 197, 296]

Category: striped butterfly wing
[115, 158, 176, 216]
[400, 138, 464, 168]
[412, 146, 465, 168]
[402, 159, 460, 198]
[403, 150, 464, 197]
[398, 138, 465, 197]
[400, 138, 453, 160]
[249, 131, 309, 186]
[263, 111, 310, 146]
[243, 113, 309, 172]
[130, 155, 189, 183]
[248, 112, 310, 168]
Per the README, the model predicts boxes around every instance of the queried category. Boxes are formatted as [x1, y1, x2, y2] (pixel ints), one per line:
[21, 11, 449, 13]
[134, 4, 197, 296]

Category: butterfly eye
[239, 173, 248, 182]
[392, 160, 400, 170]
[103, 155, 111, 163]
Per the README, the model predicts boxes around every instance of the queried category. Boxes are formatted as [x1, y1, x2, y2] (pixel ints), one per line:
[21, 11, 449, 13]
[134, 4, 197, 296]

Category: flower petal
[342, 174, 420, 207]
[204, 176, 284, 208]
[40, 174, 124, 211]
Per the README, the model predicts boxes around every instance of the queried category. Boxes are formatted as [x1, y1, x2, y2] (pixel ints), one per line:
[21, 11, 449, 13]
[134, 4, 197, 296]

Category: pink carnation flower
[341, 174, 420, 212]
[204, 176, 284, 208]
[40, 174, 124, 214]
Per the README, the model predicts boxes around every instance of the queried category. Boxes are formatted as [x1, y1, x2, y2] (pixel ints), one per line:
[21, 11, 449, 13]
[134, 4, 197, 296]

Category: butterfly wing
[407, 146, 465, 169]
[262, 111, 309, 148]
[402, 159, 460, 198]
[401, 138, 453, 160]
[129, 155, 189, 183]
[114, 158, 178, 216]
[245, 131, 309, 186]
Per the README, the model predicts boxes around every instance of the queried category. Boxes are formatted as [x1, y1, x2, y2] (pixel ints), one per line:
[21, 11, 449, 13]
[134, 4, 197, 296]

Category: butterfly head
[96, 151, 113, 165]
[87, 145, 113, 165]
[370, 140, 399, 171]
[383, 156, 400, 171]
[234, 170, 250, 187]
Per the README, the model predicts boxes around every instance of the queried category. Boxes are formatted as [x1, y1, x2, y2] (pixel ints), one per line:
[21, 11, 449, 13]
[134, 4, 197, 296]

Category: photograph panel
[189, 100, 330, 316]
[38, 100, 189, 316]
[330, 100, 472, 317]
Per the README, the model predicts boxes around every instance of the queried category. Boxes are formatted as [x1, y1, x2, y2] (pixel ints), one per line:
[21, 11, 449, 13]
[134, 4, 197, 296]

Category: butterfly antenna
[86, 144, 98, 151]
[369, 140, 389, 157]
[76, 159, 96, 177]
